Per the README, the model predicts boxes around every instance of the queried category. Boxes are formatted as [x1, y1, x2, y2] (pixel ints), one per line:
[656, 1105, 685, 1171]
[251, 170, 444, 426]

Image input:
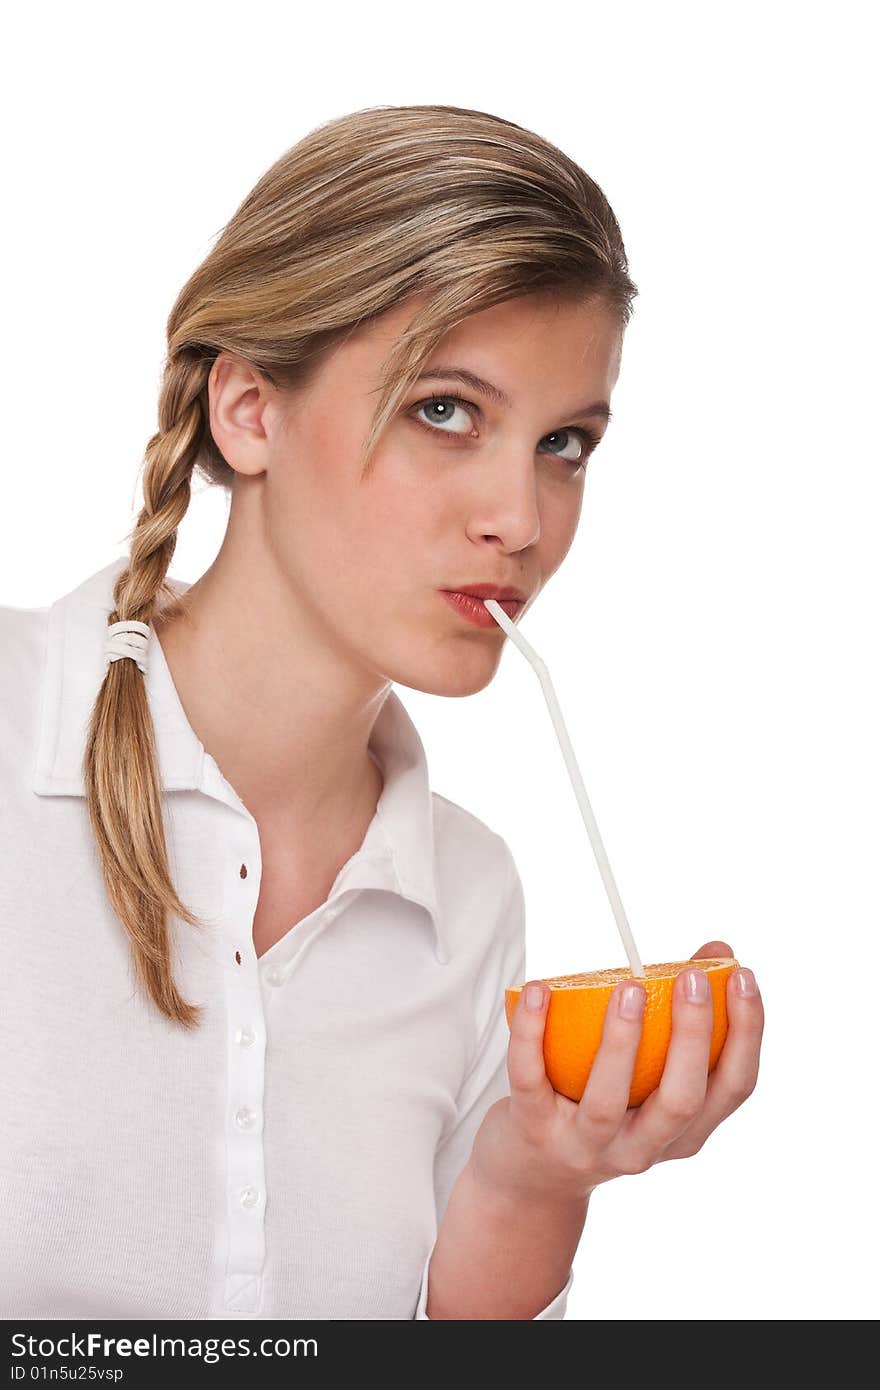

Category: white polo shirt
[0, 558, 572, 1321]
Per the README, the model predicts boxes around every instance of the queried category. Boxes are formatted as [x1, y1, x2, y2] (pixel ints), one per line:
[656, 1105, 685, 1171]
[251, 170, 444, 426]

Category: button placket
[222, 839, 268, 1314]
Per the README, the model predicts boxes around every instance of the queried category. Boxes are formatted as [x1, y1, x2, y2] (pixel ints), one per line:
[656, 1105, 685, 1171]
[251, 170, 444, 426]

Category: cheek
[538, 490, 583, 578]
[276, 467, 423, 596]
[262, 445, 345, 584]
[267, 416, 352, 531]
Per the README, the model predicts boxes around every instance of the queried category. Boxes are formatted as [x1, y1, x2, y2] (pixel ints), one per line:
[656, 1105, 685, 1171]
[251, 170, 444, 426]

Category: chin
[395, 650, 502, 700]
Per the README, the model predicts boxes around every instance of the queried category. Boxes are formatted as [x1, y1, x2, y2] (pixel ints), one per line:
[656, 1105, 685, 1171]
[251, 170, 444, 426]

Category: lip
[439, 589, 524, 628]
[446, 583, 528, 602]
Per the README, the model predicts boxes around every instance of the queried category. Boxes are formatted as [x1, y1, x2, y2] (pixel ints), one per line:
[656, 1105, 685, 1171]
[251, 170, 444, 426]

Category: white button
[266, 967, 286, 987]
[239, 1185, 259, 1209]
[234, 1106, 257, 1131]
[236, 1026, 256, 1047]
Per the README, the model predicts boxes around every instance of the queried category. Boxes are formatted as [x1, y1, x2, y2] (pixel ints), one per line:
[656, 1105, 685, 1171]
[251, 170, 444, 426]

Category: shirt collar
[31, 557, 449, 964]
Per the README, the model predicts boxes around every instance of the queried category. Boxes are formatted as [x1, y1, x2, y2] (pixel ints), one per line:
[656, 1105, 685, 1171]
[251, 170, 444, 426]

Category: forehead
[331, 291, 623, 396]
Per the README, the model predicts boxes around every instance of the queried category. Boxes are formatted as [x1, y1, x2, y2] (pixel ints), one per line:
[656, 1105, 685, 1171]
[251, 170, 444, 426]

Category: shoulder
[0, 598, 50, 704]
[431, 790, 516, 877]
[429, 791, 527, 986]
[0, 600, 51, 775]
[429, 790, 523, 926]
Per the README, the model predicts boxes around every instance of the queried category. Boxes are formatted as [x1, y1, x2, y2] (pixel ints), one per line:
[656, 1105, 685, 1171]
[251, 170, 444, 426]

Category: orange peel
[505, 957, 738, 1107]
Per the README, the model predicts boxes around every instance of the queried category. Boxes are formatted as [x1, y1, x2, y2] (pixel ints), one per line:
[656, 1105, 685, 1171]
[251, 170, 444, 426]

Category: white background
[2, 1, 876, 1321]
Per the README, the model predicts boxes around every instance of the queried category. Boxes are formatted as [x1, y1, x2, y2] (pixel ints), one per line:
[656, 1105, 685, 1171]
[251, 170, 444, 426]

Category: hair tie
[104, 619, 151, 675]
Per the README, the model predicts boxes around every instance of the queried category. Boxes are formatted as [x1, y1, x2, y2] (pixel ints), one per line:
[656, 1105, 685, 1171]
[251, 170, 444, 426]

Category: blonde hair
[83, 103, 639, 1029]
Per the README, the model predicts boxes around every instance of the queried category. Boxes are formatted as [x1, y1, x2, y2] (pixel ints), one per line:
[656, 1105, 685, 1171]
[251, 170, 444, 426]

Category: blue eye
[414, 396, 474, 436]
[410, 395, 599, 471]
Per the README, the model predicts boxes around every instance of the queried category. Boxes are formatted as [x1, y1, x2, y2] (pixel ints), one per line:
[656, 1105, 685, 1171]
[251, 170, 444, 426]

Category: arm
[413, 848, 576, 1320]
[424, 1157, 587, 1319]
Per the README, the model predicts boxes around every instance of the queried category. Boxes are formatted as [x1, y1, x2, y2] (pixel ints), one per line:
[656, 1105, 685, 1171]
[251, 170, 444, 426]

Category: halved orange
[505, 958, 738, 1107]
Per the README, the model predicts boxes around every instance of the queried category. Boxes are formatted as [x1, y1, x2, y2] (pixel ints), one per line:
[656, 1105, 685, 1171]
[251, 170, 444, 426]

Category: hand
[469, 940, 764, 1204]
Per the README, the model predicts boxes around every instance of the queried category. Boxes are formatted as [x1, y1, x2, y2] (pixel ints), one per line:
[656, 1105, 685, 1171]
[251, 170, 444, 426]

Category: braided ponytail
[83, 354, 214, 1028]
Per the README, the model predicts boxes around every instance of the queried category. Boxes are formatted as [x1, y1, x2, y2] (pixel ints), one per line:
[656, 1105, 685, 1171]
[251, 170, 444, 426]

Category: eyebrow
[414, 365, 613, 423]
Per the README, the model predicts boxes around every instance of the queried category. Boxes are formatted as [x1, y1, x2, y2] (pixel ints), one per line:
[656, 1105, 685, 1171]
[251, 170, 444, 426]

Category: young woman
[0, 103, 763, 1320]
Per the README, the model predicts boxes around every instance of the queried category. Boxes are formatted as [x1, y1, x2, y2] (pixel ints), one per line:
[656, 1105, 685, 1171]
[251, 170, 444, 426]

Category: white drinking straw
[483, 598, 646, 979]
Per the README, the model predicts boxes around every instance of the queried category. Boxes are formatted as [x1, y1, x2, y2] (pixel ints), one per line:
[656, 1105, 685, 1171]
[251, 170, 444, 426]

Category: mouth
[438, 590, 525, 628]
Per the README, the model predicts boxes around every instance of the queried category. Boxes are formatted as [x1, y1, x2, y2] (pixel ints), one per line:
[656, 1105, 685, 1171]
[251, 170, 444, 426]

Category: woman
[0, 103, 763, 1320]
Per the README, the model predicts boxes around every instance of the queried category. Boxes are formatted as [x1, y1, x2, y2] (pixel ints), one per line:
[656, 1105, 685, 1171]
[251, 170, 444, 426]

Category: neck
[152, 559, 389, 837]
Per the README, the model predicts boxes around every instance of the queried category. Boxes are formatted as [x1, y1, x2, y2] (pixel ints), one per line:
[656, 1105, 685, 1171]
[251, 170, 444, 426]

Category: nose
[465, 453, 542, 552]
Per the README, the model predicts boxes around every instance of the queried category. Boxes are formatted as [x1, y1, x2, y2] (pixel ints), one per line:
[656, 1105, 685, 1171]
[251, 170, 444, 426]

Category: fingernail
[683, 969, 710, 1002]
[619, 983, 646, 1020]
[524, 983, 545, 1011]
[735, 967, 758, 996]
